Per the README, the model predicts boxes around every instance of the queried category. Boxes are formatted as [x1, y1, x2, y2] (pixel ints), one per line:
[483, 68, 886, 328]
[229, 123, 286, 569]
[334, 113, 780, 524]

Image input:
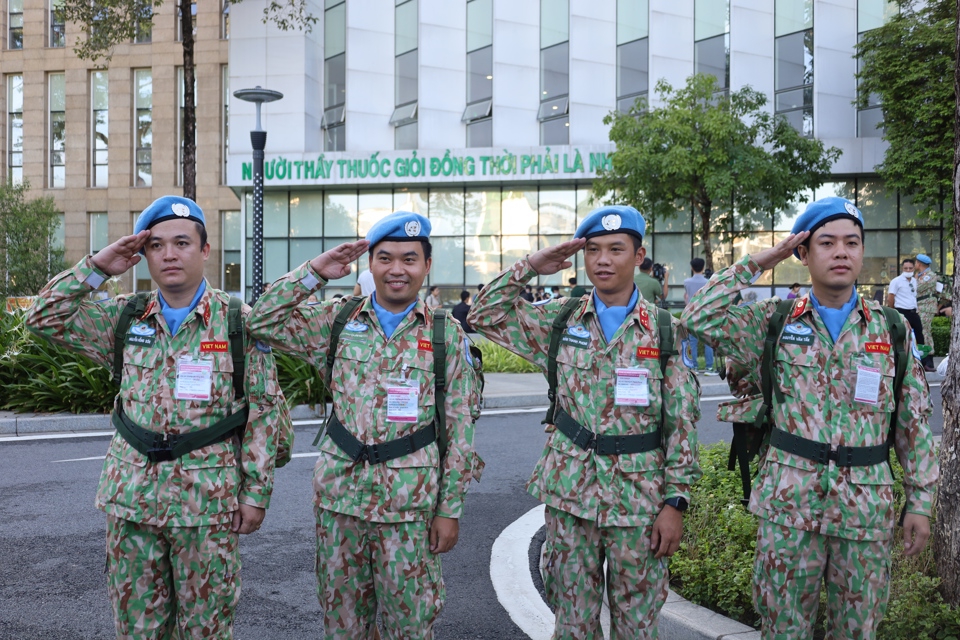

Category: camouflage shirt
[246, 261, 484, 524]
[26, 258, 288, 528]
[467, 258, 702, 528]
[683, 255, 939, 542]
[917, 269, 949, 309]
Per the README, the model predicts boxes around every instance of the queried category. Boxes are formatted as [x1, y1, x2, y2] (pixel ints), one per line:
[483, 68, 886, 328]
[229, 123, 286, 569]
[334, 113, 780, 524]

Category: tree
[593, 74, 840, 272]
[0, 182, 65, 298]
[57, 0, 316, 201]
[856, 0, 954, 220]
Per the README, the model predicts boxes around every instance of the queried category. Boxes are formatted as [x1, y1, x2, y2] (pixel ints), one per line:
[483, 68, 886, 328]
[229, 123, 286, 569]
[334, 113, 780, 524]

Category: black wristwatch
[664, 497, 689, 512]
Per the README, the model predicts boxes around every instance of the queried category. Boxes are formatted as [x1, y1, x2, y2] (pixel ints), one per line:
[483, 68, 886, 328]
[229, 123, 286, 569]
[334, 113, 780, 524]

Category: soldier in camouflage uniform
[914, 253, 945, 371]
[247, 211, 484, 639]
[468, 205, 701, 640]
[26, 196, 291, 639]
[682, 197, 939, 639]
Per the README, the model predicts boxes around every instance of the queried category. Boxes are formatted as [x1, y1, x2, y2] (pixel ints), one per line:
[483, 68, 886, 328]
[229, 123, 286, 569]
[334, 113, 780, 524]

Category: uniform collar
[361, 293, 427, 335]
[575, 287, 655, 333]
[142, 281, 213, 327]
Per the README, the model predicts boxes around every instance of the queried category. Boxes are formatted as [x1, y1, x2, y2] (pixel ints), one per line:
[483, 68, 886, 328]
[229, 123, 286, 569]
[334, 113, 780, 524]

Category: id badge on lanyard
[175, 355, 213, 401]
[386, 364, 419, 422]
[615, 368, 650, 406]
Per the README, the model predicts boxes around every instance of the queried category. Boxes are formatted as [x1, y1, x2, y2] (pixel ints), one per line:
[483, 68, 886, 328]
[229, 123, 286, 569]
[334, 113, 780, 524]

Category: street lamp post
[233, 85, 283, 303]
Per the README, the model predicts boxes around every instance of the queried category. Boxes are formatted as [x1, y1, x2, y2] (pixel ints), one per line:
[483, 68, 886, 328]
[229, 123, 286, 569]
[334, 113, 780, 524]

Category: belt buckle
[584, 433, 597, 451]
[366, 445, 383, 465]
[146, 435, 174, 463]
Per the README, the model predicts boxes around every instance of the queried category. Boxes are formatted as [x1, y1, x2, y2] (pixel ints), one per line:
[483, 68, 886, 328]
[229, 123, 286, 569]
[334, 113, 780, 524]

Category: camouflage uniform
[247, 261, 483, 640]
[468, 258, 701, 640]
[26, 257, 288, 640]
[683, 255, 939, 639]
[916, 267, 944, 355]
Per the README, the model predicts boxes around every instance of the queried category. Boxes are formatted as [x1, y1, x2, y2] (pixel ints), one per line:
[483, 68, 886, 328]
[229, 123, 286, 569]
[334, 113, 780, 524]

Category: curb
[660, 590, 760, 640]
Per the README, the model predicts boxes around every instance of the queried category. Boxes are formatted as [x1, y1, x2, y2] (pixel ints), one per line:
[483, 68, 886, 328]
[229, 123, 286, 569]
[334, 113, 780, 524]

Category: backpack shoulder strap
[656, 307, 676, 433]
[880, 306, 908, 443]
[112, 292, 149, 387]
[325, 296, 364, 385]
[432, 309, 448, 459]
[227, 296, 245, 400]
[543, 297, 583, 425]
[757, 299, 795, 428]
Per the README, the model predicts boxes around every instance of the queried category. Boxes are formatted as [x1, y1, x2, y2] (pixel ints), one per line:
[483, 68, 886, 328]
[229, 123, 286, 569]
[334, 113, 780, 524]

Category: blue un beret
[134, 196, 206, 235]
[790, 197, 863, 258]
[575, 205, 646, 242]
[916, 253, 932, 265]
[365, 211, 432, 249]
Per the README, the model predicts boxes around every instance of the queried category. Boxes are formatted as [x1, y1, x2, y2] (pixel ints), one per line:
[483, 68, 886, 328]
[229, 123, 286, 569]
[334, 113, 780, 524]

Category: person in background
[353, 268, 375, 297]
[520, 285, 535, 302]
[535, 286, 547, 302]
[786, 283, 801, 300]
[635, 258, 667, 305]
[550, 286, 562, 299]
[886, 258, 926, 353]
[682, 258, 717, 376]
[426, 286, 442, 308]
[569, 276, 588, 298]
[452, 290, 473, 333]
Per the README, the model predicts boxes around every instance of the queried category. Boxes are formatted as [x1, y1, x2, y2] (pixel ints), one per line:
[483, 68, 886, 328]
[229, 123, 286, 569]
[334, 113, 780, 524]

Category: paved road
[0, 388, 944, 639]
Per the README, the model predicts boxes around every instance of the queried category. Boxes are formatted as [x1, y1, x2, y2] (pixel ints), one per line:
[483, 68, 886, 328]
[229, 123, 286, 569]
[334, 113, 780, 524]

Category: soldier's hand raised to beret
[528, 238, 587, 276]
[310, 240, 370, 281]
[90, 230, 152, 276]
[751, 231, 809, 271]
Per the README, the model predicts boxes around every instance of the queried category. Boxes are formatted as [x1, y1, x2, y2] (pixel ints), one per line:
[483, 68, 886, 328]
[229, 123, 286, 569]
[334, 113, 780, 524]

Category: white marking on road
[52, 455, 105, 463]
[292, 452, 321, 458]
[0, 430, 114, 443]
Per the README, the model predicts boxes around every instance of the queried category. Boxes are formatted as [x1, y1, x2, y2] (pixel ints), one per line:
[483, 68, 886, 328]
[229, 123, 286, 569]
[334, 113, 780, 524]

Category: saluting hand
[90, 230, 152, 276]
[527, 238, 587, 276]
[751, 231, 810, 271]
[310, 240, 370, 281]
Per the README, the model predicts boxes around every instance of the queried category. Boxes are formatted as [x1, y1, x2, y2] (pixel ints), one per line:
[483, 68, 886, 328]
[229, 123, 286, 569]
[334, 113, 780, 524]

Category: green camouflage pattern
[916, 268, 946, 349]
[247, 261, 484, 523]
[106, 515, 240, 639]
[26, 258, 290, 527]
[467, 257, 701, 528]
[314, 508, 444, 639]
[542, 506, 668, 639]
[682, 255, 938, 542]
[753, 518, 891, 639]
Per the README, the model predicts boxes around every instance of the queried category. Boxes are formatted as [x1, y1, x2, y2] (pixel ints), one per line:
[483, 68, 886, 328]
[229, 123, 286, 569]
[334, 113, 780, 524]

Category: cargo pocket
[617, 450, 665, 517]
[180, 445, 240, 518]
[97, 435, 150, 516]
[382, 444, 440, 514]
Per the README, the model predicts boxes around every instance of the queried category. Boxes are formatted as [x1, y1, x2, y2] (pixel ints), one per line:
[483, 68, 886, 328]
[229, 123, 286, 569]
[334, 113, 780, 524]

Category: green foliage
[673, 443, 960, 638]
[594, 74, 840, 272]
[274, 351, 329, 407]
[855, 0, 954, 219]
[932, 315, 951, 357]
[477, 341, 539, 373]
[0, 181, 65, 298]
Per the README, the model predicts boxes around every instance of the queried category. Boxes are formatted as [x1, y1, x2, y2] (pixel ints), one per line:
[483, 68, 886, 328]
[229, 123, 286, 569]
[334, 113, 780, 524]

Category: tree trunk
[933, 0, 960, 607]
[180, 1, 197, 201]
[694, 196, 714, 273]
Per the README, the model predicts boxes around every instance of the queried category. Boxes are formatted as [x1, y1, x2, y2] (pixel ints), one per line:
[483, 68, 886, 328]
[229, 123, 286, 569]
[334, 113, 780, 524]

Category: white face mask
[902, 271, 914, 279]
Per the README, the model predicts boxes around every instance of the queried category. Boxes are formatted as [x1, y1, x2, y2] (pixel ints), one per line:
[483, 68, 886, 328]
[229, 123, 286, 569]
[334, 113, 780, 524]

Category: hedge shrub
[931, 315, 950, 357]
[671, 443, 960, 639]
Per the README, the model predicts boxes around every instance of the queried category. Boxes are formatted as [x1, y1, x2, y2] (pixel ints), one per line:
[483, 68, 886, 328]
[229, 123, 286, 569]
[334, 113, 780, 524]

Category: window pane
[778, 108, 812, 137]
[501, 191, 538, 235]
[617, 38, 648, 98]
[694, 34, 728, 90]
[395, 0, 418, 55]
[467, 46, 493, 103]
[857, 180, 897, 228]
[8, 74, 23, 111]
[466, 118, 492, 147]
[324, 3, 345, 57]
[467, 0, 492, 51]
[541, 42, 569, 100]
[395, 122, 417, 149]
[858, 107, 883, 138]
[430, 237, 464, 285]
[465, 189, 501, 235]
[49, 73, 65, 110]
[90, 213, 110, 252]
[501, 235, 537, 271]
[325, 54, 346, 106]
[135, 69, 152, 108]
[695, 0, 728, 41]
[900, 229, 942, 265]
[290, 239, 323, 269]
[900, 193, 938, 228]
[324, 238, 359, 285]
[540, 116, 569, 145]
[541, 0, 569, 48]
[538, 235, 575, 285]
[224, 249, 241, 292]
[774, 188, 813, 231]
[775, 30, 813, 90]
[775, 0, 812, 37]
[263, 239, 289, 283]
[775, 86, 812, 111]
[649, 233, 690, 302]
[816, 181, 856, 202]
[539, 188, 576, 234]
[861, 230, 897, 284]
[394, 189, 428, 213]
[463, 99, 492, 122]
[324, 124, 345, 151]
[262, 192, 289, 238]
[429, 189, 465, 236]
[465, 236, 501, 285]
[358, 191, 394, 235]
[289, 192, 324, 237]
[858, 0, 897, 33]
[222, 210, 241, 250]
[325, 192, 358, 236]
[617, 0, 648, 45]
[395, 50, 418, 106]
[92, 71, 109, 109]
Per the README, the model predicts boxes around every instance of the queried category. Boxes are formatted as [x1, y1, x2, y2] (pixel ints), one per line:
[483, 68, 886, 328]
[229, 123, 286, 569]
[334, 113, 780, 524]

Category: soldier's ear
[797, 243, 809, 266]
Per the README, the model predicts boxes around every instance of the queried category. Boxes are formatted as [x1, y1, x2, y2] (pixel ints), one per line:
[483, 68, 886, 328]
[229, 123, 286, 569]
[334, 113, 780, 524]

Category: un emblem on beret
[404, 220, 421, 237]
[601, 214, 622, 231]
[171, 203, 191, 218]
[844, 202, 861, 219]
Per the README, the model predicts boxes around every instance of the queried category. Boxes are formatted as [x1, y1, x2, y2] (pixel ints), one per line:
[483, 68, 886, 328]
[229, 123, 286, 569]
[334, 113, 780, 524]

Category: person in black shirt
[452, 290, 473, 333]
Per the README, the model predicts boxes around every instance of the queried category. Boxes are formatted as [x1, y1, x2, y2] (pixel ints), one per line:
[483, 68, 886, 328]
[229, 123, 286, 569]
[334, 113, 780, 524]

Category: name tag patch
[127, 323, 156, 347]
[781, 323, 814, 346]
[560, 324, 591, 348]
[200, 341, 229, 353]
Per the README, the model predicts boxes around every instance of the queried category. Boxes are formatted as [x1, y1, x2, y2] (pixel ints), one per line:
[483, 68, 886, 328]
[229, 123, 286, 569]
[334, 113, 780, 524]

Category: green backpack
[727, 299, 908, 505]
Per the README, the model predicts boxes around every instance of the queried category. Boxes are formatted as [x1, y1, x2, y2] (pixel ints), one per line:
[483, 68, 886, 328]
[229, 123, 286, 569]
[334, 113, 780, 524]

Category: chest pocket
[382, 351, 436, 411]
[121, 348, 162, 401]
[775, 346, 818, 398]
[328, 338, 373, 394]
[555, 345, 594, 400]
[846, 352, 897, 413]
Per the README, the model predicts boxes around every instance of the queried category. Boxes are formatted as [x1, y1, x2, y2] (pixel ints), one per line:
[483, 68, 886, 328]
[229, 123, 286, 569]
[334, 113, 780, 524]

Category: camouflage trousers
[314, 508, 444, 640]
[105, 515, 240, 640]
[919, 300, 937, 351]
[542, 506, 668, 640]
[753, 518, 892, 640]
